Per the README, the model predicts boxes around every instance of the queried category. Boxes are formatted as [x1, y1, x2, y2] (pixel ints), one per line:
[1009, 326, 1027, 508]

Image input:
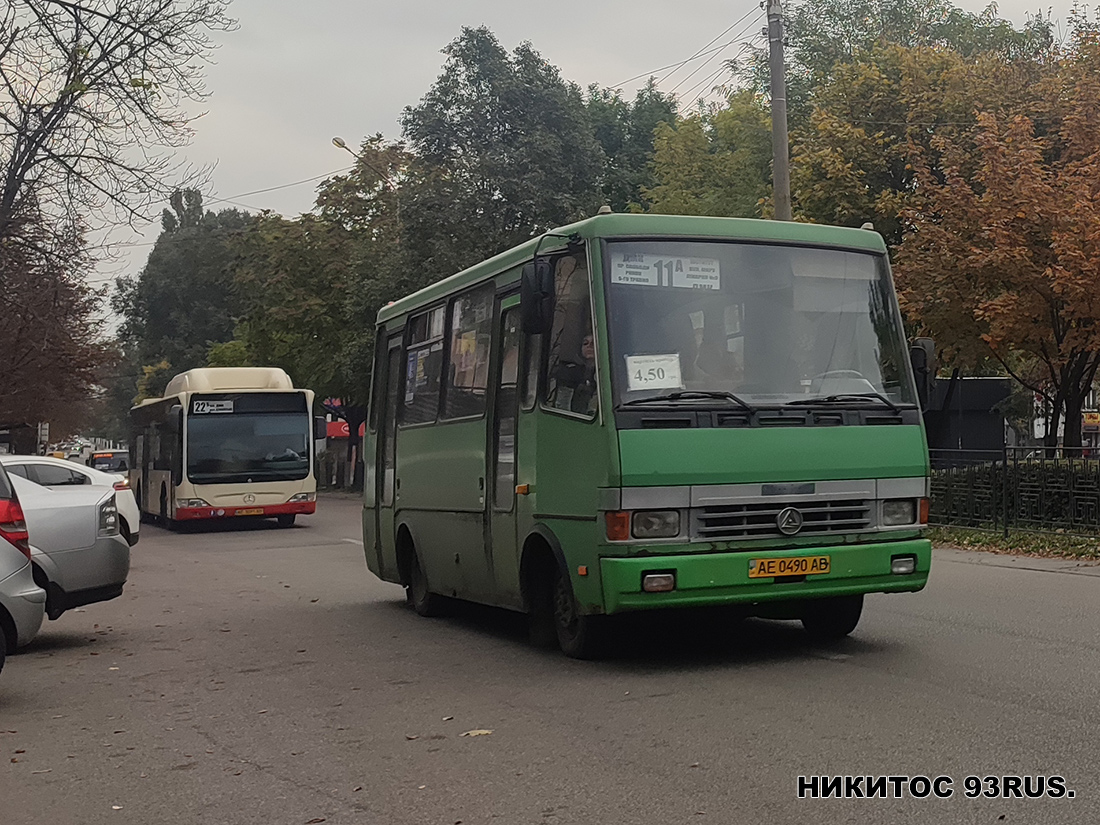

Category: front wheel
[277, 514, 296, 528]
[406, 550, 448, 618]
[553, 568, 610, 660]
[801, 594, 863, 642]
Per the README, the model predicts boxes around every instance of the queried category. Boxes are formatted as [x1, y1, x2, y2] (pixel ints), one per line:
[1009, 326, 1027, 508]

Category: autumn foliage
[895, 35, 1100, 446]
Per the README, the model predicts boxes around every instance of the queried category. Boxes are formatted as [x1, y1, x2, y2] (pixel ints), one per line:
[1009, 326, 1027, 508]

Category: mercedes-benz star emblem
[243, 494, 256, 505]
[776, 506, 804, 536]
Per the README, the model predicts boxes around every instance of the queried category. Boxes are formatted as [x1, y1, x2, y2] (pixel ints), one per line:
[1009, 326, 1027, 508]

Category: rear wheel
[277, 514, 296, 528]
[406, 549, 447, 618]
[801, 594, 863, 642]
[552, 568, 609, 660]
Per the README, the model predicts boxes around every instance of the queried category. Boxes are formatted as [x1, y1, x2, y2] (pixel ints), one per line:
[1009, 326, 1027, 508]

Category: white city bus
[130, 368, 324, 528]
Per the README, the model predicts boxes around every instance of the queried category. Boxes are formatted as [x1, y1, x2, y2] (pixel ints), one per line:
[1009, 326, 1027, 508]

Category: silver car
[0, 463, 46, 655]
[10, 475, 130, 622]
[0, 454, 141, 546]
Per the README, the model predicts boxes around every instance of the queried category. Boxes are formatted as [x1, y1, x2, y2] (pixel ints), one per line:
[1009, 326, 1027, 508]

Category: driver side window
[545, 253, 597, 418]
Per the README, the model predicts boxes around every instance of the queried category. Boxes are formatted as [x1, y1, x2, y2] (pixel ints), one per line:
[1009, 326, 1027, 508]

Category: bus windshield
[187, 409, 310, 484]
[604, 240, 917, 408]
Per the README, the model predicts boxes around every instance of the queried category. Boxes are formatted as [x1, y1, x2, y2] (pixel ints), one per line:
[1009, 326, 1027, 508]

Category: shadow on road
[141, 517, 295, 536]
[361, 596, 895, 672]
[14, 629, 100, 655]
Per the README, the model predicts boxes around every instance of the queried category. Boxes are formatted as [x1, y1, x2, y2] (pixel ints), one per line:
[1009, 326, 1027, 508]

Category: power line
[658, 7, 760, 85]
[682, 39, 763, 102]
[612, 5, 761, 89]
[673, 14, 764, 96]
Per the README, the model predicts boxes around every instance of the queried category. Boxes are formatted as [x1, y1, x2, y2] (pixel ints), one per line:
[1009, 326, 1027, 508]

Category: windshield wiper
[622, 390, 756, 413]
[784, 392, 901, 413]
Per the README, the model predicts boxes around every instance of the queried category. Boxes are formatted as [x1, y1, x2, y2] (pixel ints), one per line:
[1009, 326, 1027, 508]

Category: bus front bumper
[599, 538, 930, 614]
[175, 501, 317, 521]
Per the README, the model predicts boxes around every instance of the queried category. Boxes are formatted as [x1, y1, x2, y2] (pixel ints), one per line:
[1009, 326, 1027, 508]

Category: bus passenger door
[376, 338, 403, 580]
[488, 299, 523, 606]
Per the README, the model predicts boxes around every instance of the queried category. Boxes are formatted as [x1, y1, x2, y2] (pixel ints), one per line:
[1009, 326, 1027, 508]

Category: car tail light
[113, 478, 130, 491]
[0, 497, 32, 559]
[98, 496, 119, 537]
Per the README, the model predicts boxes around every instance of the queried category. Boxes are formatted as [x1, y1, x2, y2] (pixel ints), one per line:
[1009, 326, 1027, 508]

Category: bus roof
[150, 367, 296, 401]
[377, 213, 888, 323]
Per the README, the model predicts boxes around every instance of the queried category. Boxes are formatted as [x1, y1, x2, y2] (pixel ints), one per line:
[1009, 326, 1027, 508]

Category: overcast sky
[92, 0, 1069, 290]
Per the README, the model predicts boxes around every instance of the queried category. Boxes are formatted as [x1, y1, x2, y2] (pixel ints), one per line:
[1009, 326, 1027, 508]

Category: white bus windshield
[186, 394, 310, 484]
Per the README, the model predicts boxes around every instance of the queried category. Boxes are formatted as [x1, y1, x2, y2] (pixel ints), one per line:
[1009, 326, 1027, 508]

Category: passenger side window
[402, 306, 445, 426]
[545, 253, 598, 418]
[33, 464, 86, 486]
[5, 464, 30, 480]
[442, 284, 494, 419]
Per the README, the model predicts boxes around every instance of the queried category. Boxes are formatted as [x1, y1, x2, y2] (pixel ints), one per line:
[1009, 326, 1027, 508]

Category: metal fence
[929, 447, 1100, 537]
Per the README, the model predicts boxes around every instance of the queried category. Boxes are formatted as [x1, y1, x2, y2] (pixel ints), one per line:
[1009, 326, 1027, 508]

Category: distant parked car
[0, 463, 46, 655]
[0, 455, 140, 546]
[9, 475, 130, 622]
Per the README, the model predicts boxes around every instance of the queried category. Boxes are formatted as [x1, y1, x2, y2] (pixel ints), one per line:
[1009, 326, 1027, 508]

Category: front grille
[694, 498, 872, 540]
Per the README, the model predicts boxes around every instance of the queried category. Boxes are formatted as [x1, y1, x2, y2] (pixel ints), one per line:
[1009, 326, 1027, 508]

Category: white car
[0, 455, 140, 546]
[9, 475, 130, 623]
[0, 463, 46, 655]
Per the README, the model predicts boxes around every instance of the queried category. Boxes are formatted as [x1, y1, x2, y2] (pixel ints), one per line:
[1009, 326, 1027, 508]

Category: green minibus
[362, 213, 931, 658]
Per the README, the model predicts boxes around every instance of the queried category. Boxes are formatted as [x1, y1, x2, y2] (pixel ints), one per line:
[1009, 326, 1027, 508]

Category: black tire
[406, 550, 447, 618]
[277, 514, 296, 528]
[0, 633, 5, 674]
[552, 567, 609, 660]
[801, 594, 863, 642]
[120, 518, 133, 546]
[159, 487, 177, 531]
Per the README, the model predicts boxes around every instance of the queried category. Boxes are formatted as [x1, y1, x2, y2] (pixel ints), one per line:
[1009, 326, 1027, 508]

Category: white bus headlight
[177, 498, 210, 509]
[631, 510, 680, 539]
[882, 499, 917, 526]
[288, 492, 316, 503]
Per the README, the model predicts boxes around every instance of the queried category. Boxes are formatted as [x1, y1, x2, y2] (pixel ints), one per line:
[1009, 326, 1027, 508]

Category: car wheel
[406, 550, 447, 617]
[801, 594, 863, 642]
[277, 514, 296, 528]
[120, 518, 132, 546]
[552, 567, 609, 660]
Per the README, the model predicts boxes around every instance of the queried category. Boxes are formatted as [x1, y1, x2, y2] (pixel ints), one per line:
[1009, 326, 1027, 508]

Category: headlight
[288, 492, 316, 503]
[631, 510, 680, 539]
[882, 499, 917, 526]
[98, 496, 119, 537]
[177, 498, 210, 509]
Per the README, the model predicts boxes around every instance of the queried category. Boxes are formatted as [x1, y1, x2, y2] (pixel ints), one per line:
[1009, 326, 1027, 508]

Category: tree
[399, 26, 605, 279]
[896, 42, 1100, 450]
[0, 202, 112, 434]
[790, 44, 1043, 244]
[585, 80, 678, 212]
[113, 189, 253, 372]
[644, 91, 772, 217]
[738, 0, 1051, 127]
[0, 0, 235, 250]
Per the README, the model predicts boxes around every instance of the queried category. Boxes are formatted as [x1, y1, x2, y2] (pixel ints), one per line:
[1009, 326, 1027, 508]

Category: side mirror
[314, 416, 328, 440]
[521, 258, 555, 335]
[909, 337, 936, 410]
[164, 404, 183, 434]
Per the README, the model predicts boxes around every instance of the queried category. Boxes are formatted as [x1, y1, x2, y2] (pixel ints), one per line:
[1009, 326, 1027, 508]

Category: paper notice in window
[625, 354, 683, 392]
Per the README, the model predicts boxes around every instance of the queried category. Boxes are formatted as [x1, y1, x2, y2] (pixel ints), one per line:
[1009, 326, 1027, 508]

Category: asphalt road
[3, 495, 1100, 825]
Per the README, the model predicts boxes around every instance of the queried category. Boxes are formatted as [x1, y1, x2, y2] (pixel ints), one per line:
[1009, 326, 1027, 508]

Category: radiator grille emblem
[776, 506, 804, 536]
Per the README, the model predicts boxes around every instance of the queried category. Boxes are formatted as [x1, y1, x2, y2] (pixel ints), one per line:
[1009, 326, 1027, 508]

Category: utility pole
[767, 0, 792, 221]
